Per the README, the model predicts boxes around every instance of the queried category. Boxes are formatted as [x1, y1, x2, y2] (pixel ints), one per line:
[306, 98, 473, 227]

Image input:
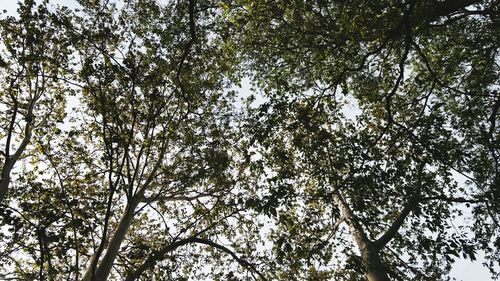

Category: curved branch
[420, 195, 486, 204]
[374, 162, 424, 249]
[374, 201, 418, 249]
[412, 0, 482, 25]
[125, 237, 267, 281]
[138, 194, 208, 204]
[0, 90, 36, 204]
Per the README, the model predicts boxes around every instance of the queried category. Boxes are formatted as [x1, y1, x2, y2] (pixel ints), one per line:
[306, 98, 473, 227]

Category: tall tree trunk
[82, 197, 140, 281]
[0, 106, 34, 205]
[0, 161, 14, 204]
[332, 191, 390, 281]
[362, 250, 390, 281]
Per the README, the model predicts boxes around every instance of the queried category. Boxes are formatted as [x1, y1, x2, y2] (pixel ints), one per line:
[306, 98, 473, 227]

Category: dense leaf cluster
[0, 0, 498, 280]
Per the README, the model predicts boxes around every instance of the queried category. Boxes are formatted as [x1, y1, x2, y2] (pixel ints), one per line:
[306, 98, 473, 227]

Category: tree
[0, 0, 70, 204]
[226, 0, 499, 280]
[1, 0, 265, 280]
[0, 0, 498, 280]
[72, 1, 247, 279]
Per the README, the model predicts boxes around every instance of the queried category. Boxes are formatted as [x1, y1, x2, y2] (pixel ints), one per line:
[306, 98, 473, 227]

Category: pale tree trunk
[0, 112, 34, 205]
[81, 114, 171, 280]
[362, 250, 390, 281]
[333, 191, 390, 281]
[82, 192, 143, 281]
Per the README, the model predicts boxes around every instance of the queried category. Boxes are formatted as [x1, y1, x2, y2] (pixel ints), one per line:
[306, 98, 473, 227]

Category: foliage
[0, 0, 498, 280]
[227, 0, 499, 279]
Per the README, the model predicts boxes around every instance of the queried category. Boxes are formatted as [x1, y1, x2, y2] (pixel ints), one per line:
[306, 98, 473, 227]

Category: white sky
[1, 0, 78, 13]
[0, 0, 496, 280]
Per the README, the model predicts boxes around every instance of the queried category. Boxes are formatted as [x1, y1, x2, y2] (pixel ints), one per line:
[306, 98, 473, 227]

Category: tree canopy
[0, 0, 498, 280]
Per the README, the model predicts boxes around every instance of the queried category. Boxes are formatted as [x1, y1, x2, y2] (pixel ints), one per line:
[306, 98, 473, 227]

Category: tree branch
[125, 237, 268, 281]
[138, 194, 209, 204]
[420, 195, 485, 204]
[0, 88, 36, 204]
[374, 201, 417, 249]
[176, 0, 197, 104]
[374, 162, 425, 249]
[411, 0, 482, 26]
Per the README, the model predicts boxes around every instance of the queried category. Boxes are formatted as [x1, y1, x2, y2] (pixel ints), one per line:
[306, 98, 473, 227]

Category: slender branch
[374, 162, 424, 249]
[420, 195, 486, 204]
[0, 82, 37, 204]
[176, 0, 197, 105]
[89, 76, 117, 281]
[411, 40, 468, 96]
[327, 217, 345, 241]
[5, 90, 19, 159]
[325, 145, 372, 246]
[125, 237, 267, 281]
[138, 194, 209, 204]
[374, 201, 417, 249]
[411, 0, 482, 25]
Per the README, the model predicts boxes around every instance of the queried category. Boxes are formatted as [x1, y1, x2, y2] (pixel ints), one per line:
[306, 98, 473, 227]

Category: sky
[0, 0, 496, 280]
[2, 0, 80, 12]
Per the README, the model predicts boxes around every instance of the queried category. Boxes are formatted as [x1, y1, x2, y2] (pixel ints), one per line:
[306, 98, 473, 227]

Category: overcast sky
[0, 0, 496, 280]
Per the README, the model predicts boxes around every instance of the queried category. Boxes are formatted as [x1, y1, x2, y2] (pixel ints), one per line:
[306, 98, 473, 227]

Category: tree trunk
[332, 191, 391, 281]
[363, 250, 390, 281]
[0, 162, 13, 204]
[0, 114, 34, 205]
[82, 198, 140, 281]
